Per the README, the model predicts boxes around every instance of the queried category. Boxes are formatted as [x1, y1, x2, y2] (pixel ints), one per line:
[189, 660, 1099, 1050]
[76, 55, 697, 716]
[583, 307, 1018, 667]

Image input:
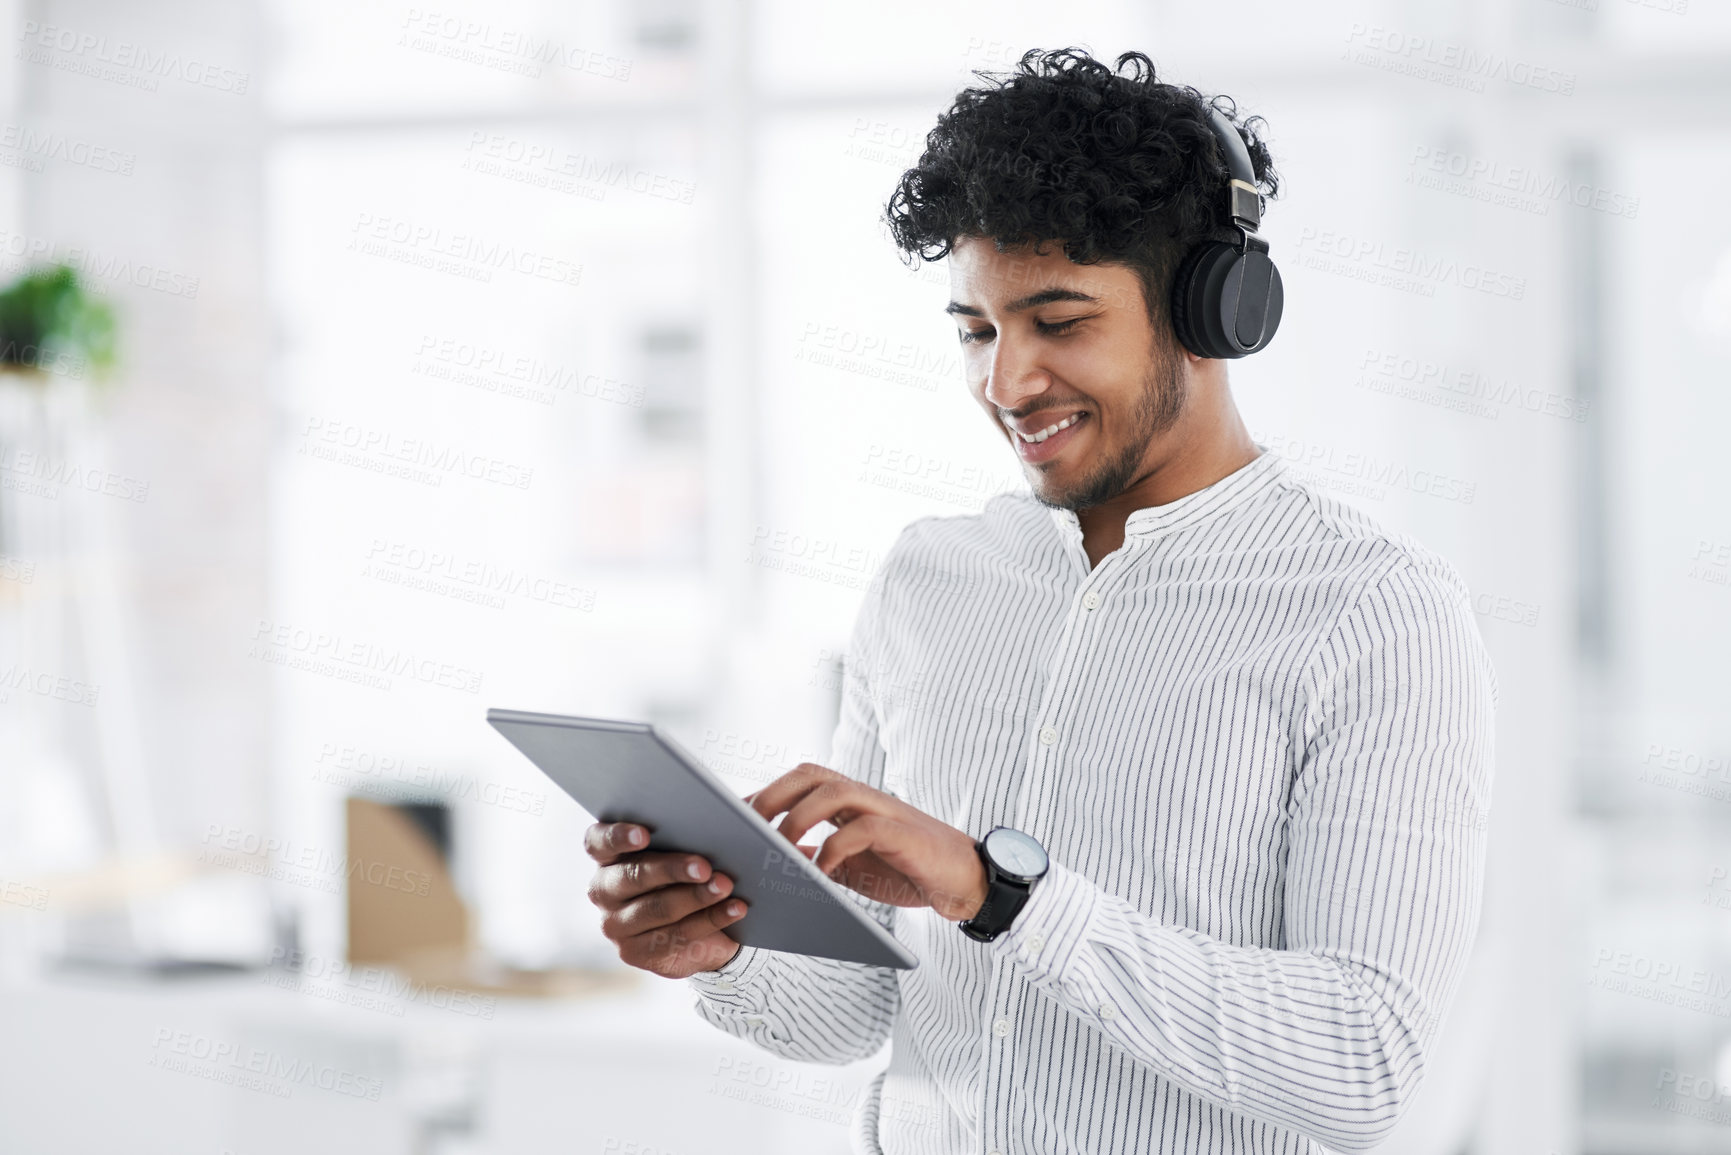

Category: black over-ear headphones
[1169, 108, 1283, 359]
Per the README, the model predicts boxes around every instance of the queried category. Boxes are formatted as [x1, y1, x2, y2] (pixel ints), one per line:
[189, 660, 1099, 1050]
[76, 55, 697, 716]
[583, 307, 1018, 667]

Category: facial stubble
[1028, 336, 1188, 513]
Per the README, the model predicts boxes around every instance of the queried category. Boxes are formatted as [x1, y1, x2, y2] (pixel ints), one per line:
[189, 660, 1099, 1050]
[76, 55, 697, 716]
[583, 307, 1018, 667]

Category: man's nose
[982, 334, 1051, 410]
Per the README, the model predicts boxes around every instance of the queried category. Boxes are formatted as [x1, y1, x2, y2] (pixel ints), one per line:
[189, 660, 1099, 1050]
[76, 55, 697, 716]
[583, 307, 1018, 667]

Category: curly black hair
[885, 48, 1279, 330]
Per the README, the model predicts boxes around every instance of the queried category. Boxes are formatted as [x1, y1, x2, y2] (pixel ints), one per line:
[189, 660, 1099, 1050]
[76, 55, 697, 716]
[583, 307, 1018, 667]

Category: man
[584, 48, 1496, 1154]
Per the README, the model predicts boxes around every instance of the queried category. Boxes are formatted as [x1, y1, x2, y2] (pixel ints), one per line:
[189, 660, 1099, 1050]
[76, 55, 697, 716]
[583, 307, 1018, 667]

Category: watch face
[984, 828, 1048, 880]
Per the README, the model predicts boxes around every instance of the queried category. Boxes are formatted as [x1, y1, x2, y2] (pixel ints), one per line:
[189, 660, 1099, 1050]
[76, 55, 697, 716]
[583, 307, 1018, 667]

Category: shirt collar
[1045, 443, 1287, 546]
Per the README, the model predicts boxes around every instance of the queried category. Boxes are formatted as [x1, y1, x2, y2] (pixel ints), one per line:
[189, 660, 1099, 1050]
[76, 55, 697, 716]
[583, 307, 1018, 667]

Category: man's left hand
[747, 763, 988, 922]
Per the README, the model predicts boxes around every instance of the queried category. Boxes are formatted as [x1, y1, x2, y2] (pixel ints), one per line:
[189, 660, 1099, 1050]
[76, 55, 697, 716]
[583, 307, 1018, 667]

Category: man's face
[946, 236, 1187, 511]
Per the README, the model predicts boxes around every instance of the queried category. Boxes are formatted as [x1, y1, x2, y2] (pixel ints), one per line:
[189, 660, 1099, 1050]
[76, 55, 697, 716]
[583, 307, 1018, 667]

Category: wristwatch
[959, 826, 1049, 942]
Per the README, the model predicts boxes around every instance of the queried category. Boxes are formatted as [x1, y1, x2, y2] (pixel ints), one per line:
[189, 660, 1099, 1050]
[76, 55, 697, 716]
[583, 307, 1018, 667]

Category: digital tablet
[486, 708, 918, 970]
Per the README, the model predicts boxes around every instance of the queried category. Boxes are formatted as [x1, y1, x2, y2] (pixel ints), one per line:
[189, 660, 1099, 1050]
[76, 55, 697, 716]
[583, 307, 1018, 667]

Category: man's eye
[1036, 317, 1085, 335]
[958, 328, 994, 345]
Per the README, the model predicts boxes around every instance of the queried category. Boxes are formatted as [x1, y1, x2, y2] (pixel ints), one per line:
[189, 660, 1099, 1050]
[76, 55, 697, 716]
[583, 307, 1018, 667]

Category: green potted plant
[0, 264, 116, 383]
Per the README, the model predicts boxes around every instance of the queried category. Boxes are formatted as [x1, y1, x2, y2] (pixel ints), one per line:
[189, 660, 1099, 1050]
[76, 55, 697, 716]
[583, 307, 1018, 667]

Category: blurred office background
[0, 0, 1727, 1151]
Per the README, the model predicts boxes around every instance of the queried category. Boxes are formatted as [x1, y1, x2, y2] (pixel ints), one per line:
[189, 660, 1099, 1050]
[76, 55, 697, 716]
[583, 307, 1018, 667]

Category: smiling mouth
[1004, 411, 1087, 443]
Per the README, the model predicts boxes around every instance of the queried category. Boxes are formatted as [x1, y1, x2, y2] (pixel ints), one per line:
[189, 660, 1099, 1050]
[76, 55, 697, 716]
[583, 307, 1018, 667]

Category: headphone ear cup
[1170, 241, 1239, 359]
[1226, 250, 1283, 355]
[1170, 242, 1284, 359]
[1169, 244, 1202, 356]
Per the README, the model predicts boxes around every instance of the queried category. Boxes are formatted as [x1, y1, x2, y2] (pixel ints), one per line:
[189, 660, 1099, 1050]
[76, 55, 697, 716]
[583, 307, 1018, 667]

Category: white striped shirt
[689, 446, 1497, 1154]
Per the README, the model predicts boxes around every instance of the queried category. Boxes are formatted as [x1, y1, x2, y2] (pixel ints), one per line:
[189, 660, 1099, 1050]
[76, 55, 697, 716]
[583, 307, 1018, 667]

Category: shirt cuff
[993, 859, 1099, 986]
[686, 940, 771, 1007]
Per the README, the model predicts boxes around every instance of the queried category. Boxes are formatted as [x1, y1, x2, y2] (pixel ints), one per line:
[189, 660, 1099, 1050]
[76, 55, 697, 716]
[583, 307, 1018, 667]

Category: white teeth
[1013, 412, 1084, 443]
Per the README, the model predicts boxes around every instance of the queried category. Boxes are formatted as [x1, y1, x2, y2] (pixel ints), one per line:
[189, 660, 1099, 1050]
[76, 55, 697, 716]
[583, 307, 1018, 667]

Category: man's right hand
[584, 821, 749, 978]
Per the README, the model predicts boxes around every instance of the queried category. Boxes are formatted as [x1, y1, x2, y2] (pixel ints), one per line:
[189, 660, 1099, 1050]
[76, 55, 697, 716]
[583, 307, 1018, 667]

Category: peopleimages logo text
[18, 21, 251, 93]
[249, 618, 484, 695]
[1294, 227, 1526, 300]
[1343, 23, 1576, 95]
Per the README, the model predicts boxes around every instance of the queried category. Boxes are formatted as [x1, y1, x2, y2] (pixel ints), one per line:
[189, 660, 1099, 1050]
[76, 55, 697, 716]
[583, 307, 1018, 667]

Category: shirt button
[745, 1015, 763, 1027]
[1028, 934, 1045, 952]
[1100, 1001, 1119, 1021]
[1082, 590, 1101, 611]
[992, 1017, 1011, 1038]
[714, 978, 734, 991]
[1038, 726, 1057, 746]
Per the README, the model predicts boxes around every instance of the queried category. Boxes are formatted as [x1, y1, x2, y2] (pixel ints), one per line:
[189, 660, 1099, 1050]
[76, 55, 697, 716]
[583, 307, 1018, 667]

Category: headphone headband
[1205, 108, 1262, 231]
[1169, 104, 1283, 359]
[1206, 108, 1256, 184]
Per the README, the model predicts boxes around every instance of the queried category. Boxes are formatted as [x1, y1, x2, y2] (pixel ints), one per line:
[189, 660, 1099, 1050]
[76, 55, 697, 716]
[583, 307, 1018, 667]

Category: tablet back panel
[487, 708, 916, 970]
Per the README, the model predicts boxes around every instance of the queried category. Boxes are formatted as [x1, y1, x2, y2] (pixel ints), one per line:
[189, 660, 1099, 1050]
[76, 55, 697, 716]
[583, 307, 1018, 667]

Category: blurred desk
[0, 965, 882, 1155]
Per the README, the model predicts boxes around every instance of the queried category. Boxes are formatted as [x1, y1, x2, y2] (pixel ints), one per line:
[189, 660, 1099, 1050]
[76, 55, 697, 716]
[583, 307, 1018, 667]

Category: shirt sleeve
[686, 535, 909, 1065]
[992, 556, 1497, 1152]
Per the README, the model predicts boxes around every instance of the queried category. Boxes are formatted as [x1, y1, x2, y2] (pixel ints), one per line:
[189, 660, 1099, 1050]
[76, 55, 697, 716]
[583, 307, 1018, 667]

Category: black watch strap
[959, 839, 1034, 942]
